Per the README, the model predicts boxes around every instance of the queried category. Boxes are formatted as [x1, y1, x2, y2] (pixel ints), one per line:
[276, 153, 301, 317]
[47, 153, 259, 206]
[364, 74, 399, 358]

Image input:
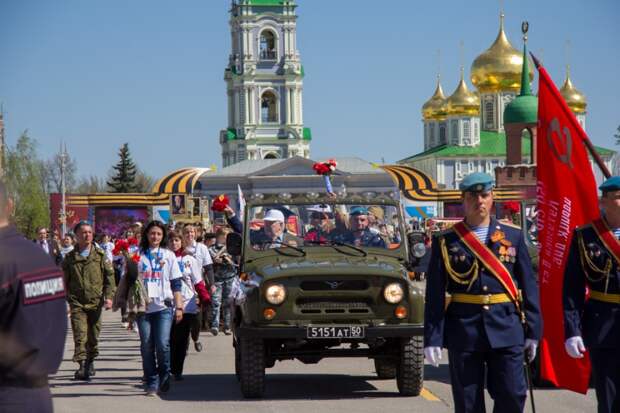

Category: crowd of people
[30, 217, 240, 397]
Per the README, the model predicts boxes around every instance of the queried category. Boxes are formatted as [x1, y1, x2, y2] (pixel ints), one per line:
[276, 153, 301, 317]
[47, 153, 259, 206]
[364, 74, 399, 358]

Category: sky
[1, 0, 619, 180]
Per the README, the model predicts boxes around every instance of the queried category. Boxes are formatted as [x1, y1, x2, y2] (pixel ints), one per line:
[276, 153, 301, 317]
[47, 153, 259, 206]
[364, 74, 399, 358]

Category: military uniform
[424, 173, 542, 413]
[62, 244, 115, 379]
[563, 176, 620, 413]
[0, 225, 67, 413]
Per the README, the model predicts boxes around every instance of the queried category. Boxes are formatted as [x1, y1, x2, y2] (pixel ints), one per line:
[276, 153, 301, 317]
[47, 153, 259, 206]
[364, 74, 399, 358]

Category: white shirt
[175, 255, 203, 314]
[184, 241, 213, 268]
[39, 240, 49, 254]
[102, 241, 114, 263]
[138, 247, 182, 314]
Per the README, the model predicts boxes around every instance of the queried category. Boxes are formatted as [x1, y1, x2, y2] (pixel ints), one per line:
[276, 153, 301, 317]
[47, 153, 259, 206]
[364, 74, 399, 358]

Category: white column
[234, 89, 240, 126]
[244, 87, 249, 125]
[249, 87, 255, 124]
[227, 90, 233, 127]
[290, 87, 297, 125]
[285, 86, 291, 124]
[298, 87, 304, 125]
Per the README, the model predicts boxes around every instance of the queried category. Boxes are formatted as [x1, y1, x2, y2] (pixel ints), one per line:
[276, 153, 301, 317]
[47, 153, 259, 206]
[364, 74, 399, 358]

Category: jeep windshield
[246, 203, 403, 252]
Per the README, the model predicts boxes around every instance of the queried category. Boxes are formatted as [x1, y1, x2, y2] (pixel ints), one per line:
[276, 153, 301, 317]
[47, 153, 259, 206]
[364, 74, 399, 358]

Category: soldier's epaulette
[436, 226, 455, 238]
[575, 222, 593, 233]
[498, 220, 521, 230]
[94, 246, 106, 256]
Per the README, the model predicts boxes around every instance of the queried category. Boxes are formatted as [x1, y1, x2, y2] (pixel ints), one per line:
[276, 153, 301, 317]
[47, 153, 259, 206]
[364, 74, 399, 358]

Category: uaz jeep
[226, 192, 425, 398]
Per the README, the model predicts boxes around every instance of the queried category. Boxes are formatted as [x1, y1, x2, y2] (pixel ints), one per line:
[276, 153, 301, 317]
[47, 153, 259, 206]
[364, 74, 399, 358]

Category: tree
[615, 125, 620, 146]
[75, 175, 107, 193]
[4, 130, 49, 238]
[135, 169, 155, 193]
[43, 150, 78, 194]
[107, 143, 138, 193]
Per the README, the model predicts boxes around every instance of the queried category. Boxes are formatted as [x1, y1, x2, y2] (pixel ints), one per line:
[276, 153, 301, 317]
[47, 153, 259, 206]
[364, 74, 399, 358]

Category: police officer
[563, 176, 620, 413]
[0, 180, 67, 413]
[62, 221, 115, 381]
[424, 172, 541, 413]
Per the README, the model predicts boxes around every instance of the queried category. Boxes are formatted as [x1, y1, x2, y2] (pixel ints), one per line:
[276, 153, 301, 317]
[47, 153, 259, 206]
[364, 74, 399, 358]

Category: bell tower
[220, 0, 311, 167]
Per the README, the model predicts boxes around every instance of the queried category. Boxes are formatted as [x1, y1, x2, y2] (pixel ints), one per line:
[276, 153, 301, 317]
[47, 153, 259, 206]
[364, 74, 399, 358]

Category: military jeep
[226, 192, 426, 398]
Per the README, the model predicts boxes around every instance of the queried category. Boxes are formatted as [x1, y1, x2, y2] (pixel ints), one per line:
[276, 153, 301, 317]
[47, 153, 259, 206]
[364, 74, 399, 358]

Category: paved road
[51, 311, 597, 413]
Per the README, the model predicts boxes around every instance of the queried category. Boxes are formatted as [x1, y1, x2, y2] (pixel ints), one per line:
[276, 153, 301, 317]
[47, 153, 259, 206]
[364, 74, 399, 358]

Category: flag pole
[530, 52, 611, 179]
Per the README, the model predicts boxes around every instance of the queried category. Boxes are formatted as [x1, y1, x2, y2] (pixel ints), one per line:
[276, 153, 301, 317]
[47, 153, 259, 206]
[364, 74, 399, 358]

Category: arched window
[484, 101, 494, 129]
[439, 124, 446, 144]
[451, 120, 459, 145]
[264, 152, 279, 159]
[260, 31, 276, 60]
[261, 91, 278, 123]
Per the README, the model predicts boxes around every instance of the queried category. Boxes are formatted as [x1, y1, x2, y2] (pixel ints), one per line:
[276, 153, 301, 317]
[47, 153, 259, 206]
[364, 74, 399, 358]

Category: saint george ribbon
[592, 218, 620, 263]
[452, 222, 521, 310]
[535, 57, 599, 394]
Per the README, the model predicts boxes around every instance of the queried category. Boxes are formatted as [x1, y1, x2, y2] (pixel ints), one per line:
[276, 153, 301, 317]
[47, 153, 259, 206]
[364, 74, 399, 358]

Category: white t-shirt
[184, 241, 213, 268]
[138, 247, 183, 314]
[175, 254, 203, 314]
[102, 241, 114, 262]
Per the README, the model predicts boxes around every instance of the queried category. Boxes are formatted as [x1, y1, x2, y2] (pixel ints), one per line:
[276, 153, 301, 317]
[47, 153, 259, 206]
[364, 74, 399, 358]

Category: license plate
[307, 326, 365, 339]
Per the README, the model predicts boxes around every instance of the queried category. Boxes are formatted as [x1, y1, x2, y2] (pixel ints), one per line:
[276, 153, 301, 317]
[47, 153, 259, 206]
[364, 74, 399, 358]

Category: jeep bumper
[235, 324, 423, 339]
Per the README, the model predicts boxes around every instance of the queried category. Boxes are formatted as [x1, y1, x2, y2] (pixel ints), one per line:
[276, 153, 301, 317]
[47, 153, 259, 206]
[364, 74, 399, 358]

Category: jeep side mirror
[226, 232, 243, 256]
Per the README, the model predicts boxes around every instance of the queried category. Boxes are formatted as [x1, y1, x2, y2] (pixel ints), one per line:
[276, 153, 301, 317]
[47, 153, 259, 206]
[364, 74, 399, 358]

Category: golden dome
[422, 77, 448, 120]
[560, 67, 587, 114]
[447, 69, 480, 116]
[470, 13, 534, 93]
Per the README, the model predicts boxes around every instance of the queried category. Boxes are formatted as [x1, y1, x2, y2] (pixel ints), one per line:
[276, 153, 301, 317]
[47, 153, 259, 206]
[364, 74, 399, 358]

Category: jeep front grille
[296, 297, 371, 314]
[299, 280, 369, 291]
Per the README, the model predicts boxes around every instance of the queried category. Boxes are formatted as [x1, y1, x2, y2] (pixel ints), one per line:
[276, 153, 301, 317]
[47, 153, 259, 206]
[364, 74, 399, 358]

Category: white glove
[564, 336, 586, 359]
[424, 346, 442, 367]
[524, 339, 538, 363]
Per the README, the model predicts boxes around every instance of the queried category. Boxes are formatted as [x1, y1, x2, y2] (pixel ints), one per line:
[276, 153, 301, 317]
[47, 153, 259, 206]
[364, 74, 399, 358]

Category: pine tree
[107, 143, 138, 193]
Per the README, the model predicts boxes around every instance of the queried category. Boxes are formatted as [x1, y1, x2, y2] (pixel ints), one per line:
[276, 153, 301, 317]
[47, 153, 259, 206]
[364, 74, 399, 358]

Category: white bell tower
[220, 0, 311, 167]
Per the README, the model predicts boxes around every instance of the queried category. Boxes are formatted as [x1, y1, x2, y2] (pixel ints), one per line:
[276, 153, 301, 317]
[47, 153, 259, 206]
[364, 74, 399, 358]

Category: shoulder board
[498, 220, 521, 230]
[94, 246, 106, 256]
[437, 226, 455, 237]
[575, 222, 593, 233]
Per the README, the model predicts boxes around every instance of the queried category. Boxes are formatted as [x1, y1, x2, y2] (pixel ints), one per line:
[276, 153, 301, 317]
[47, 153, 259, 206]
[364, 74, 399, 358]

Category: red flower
[130, 253, 140, 263]
[127, 237, 138, 246]
[211, 194, 230, 212]
[312, 162, 332, 176]
[503, 201, 521, 215]
[113, 239, 130, 256]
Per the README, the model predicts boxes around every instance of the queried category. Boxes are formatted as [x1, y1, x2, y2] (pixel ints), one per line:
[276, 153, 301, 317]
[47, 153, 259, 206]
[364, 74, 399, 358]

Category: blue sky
[1, 0, 618, 180]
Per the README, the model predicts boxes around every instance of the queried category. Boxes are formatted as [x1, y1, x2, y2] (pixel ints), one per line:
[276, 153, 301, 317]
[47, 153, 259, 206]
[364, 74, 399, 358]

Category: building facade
[401, 13, 614, 190]
[220, 0, 311, 167]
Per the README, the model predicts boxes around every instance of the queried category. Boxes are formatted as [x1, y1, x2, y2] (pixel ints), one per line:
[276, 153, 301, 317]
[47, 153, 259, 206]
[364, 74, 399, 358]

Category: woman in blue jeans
[137, 221, 183, 397]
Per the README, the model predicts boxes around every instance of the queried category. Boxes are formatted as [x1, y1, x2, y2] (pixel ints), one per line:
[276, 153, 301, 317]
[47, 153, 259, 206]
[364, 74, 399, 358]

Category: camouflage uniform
[62, 245, 115, 364]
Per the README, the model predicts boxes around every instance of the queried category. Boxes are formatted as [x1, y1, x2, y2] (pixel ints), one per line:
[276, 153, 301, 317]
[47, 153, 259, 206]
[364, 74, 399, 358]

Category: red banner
[536, 64, 599, 393]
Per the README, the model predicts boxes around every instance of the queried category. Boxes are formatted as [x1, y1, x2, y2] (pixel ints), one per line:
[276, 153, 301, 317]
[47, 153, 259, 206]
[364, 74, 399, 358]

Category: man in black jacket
[0, 180, 67, 413]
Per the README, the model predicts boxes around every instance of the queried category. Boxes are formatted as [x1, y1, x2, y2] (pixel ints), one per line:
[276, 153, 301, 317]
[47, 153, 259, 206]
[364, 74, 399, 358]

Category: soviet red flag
[536, 62, 599, 393]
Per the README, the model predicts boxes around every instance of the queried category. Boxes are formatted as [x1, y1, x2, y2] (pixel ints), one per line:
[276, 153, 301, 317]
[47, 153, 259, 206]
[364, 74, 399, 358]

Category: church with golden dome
[399, 13, 614, 193]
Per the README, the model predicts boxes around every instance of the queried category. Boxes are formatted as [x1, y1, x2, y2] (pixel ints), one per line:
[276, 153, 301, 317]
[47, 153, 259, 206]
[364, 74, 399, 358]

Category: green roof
[504, 95, 538, 124]
[399, 130, 615, 162]
[504, 42, 538, 124]
[303, 127, 312, 140]
[245, 0, 289, 5]
[226, 128, 237, 141]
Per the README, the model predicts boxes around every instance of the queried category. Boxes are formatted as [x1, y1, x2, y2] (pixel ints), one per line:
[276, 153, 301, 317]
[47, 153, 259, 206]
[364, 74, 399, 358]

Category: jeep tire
[234, 340, 241, 381]
[396, 336, 423, 396]
[239, 336, 266, 398]
[374, 358, 397, 379]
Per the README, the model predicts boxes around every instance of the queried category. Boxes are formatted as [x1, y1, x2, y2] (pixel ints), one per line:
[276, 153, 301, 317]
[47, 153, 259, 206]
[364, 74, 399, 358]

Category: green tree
[107, 143, 138, 193]
[134, 169, 155, 193]
[4, 130, 49, 238]
[75, 175, 107, 193]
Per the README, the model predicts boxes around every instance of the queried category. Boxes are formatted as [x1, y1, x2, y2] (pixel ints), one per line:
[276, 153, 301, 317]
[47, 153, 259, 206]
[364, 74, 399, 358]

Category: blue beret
[350, 206, 369, 216]
[459, 172, 495, 193]
[599, 176, 620, 193]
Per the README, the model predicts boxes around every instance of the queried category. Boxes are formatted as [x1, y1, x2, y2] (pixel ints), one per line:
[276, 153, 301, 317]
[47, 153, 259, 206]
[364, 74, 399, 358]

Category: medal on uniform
[499, 246, 507, 255]
[500, 255, 505, 262]
[491, 230, 505, 243]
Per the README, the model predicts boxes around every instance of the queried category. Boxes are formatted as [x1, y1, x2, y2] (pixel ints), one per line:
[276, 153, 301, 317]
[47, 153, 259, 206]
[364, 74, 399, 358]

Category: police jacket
[424, 218, 542, 351]
[0, 225, 67, 386]
[563, 223, 620, 349]
[62, 245, 115, 310]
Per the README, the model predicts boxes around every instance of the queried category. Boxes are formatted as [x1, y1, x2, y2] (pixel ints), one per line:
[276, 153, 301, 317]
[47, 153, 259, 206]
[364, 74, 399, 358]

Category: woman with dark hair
[136, 220, 183, 397]
[167, 230, 210, 380]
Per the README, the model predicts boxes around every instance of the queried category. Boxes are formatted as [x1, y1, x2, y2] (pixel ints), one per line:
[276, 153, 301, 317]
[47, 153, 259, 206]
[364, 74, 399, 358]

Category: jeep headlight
[265, 284, 287, 305]
[383, 283, 404, 304]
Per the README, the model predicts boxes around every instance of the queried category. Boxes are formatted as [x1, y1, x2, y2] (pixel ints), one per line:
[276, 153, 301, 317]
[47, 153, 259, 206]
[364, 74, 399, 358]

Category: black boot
[74, 361, 87, 380]
[85, 358, 96, 377]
